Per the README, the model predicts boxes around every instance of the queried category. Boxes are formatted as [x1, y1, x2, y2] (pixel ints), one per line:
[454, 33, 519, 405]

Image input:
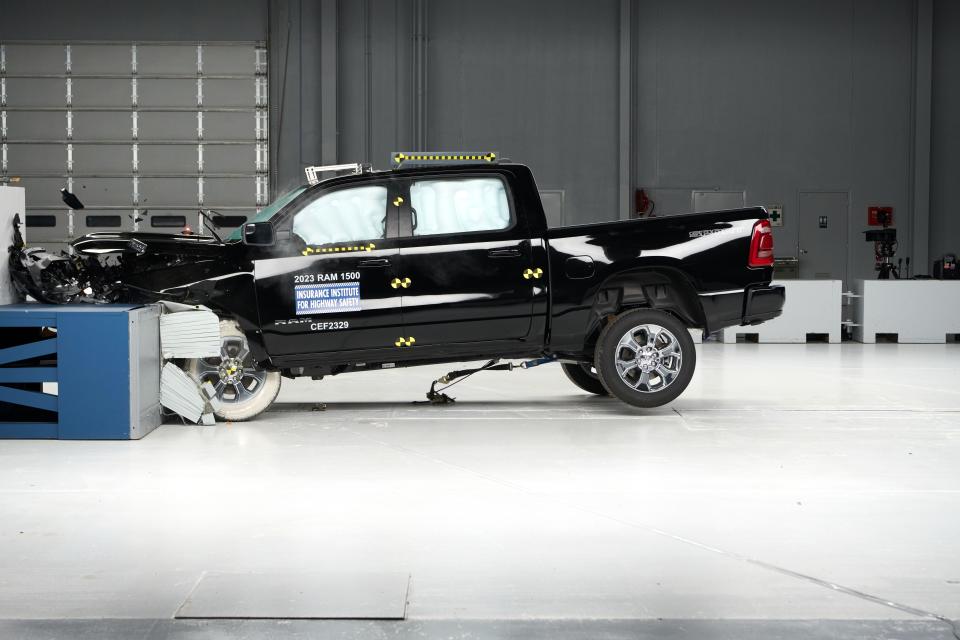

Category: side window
[292, 185, 388, 246]
[409, 177, 511, 237]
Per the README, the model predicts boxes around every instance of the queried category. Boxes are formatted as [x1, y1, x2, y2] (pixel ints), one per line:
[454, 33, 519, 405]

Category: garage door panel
[71, 178, 133, 207]
[137, 45, 197, 75]
[6, 144, 65, 173]
[22, 208, 70, 243]
[139, 145, 197, 174]
[203, 112, 255, 140]
[75, 209, 133, 236]
[73, 111, 134, 140]
[208, 208, 254, 233]
[19, 178, 67, 208]
[204, 145, 256, 173]
[72, 144, 132, 174]
[204, 178, 255, 207]
[138, 79, 198, 108]
[71, 44, 132, 75]
[202, 46, 257, 75]
[4, 45, 65, 74]
[4, 78, 66, 108]
[6, 41, 265, 245]
[4, 111, 66, 141]
[145, 210, 190, 231]
[138, 112, 198, 140]
[71, 79, 131, 108]
[140, 178, 199, 207]
[203, 79, 252, 107]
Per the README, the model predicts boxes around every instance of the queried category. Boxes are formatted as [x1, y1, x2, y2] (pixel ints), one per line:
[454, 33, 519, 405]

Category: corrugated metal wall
[2, 0, 958, 278]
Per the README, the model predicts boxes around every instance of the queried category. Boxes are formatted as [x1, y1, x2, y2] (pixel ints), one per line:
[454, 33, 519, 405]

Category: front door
[396, 174, 540, 348]
[798, 191, 849, 283]
[254, 182, 403, 360]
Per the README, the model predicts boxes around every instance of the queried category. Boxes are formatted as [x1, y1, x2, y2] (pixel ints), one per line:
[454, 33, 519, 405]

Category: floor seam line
[343, 426, 959, 633]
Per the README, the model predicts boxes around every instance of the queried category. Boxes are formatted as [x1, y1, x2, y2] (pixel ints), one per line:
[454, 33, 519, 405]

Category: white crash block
[852, 279, 960, 343]
[721, 280, 842, 344]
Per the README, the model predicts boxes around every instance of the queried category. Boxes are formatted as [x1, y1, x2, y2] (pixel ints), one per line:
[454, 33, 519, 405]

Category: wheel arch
[579, 266, 706, 357]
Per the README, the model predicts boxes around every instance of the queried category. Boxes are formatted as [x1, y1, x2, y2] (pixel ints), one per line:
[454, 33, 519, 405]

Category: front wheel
[594, 309, 696, 408]
[186, 320, 281, 421]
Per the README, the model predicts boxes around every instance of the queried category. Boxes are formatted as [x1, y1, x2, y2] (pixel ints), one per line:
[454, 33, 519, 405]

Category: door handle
[488, 248, 522, 258]
[358, 257, 390, 267]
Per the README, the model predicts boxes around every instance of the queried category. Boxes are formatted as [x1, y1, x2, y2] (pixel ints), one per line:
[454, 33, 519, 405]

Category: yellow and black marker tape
[392, 151, 498, 168]
[394, 336, 416, 347]
[302, 242, 376, 256]
[390, 277, 412, 289]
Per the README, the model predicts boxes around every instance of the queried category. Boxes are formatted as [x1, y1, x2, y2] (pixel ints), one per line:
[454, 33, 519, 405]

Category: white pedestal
[0, 186, 27, 305]
[721, 280, 842, 344]
[853, 279, 960, 343]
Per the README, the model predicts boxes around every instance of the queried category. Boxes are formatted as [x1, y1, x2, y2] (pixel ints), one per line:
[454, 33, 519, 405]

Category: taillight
[748, 219, 774, 267]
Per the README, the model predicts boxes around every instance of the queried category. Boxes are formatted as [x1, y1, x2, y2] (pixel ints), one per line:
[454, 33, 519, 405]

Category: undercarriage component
[421, 356, 557, 404]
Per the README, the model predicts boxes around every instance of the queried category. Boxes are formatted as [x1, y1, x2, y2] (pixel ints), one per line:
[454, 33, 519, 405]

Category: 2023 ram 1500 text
[10, 160, 785, 419]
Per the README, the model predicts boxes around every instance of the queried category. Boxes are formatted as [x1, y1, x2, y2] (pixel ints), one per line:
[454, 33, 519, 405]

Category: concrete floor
[1, 344, 959, 639]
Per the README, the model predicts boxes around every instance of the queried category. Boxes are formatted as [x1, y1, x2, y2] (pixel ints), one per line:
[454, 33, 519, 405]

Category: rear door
[254, 180, 403, 359]
[396, 173, 541, 348]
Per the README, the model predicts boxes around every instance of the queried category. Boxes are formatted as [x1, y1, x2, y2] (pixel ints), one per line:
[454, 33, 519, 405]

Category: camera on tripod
[863, 207, 901, 279]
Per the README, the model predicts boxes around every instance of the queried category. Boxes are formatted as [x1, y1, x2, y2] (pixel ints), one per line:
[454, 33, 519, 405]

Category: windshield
[227, 186, 308, 241]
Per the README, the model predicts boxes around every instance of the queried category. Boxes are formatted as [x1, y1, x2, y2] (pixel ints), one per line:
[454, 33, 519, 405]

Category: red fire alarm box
[868, 206, 894, 226]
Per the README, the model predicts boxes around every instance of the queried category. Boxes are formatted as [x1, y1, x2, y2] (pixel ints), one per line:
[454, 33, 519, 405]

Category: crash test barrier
[720, 280, 843, 344]
[0, 304, 161, 439]
[851, 279, 960, 343]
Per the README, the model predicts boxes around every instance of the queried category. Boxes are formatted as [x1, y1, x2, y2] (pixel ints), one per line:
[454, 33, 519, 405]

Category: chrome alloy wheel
[193, 333, 269, 405]
[613, 323, 683, 393]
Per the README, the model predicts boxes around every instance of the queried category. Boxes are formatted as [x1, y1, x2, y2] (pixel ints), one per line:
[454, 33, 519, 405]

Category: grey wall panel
[204, 178, 257, 206]
[203, 79, 254, 107]
[203, 112, 256, 140]
[424, 0, 620, 225]
[137, 113, 198, 141]
[4, 79, 66, 108]
[4, 112, 66, 140]
[139, 178, 198, 207]
[634, 0, 915, 282]
[72, 145, 131, 174]
[137, 46, 198, 74]
[9, 145, 64, 173]
[73, 178, 134, 206]
[71, 79, 131, 107]
[73, 112, 133, 140]
[204, 145, 257, 173]
[71, 45, 133, 75]
[930, 0, 960, 262]
[203, 45, 259, 75]
[3, 45, 64, 73]
[0, 0, 268, 42]
[19, 179, 66, 208]
[138, 145, 197, 174]
[137, 80, 198, 108]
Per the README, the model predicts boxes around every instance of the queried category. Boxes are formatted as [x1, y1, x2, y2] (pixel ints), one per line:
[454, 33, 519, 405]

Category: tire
[594, 309, 696, 409]
[186, 319, 281, 421]
[561, 362, 609, 396]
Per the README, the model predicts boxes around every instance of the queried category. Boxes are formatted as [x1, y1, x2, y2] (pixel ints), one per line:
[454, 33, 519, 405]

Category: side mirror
[242, 221, 275, 246]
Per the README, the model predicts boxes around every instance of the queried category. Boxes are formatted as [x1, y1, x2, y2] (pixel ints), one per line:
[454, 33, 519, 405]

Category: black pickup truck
[10, 159, 784, 419]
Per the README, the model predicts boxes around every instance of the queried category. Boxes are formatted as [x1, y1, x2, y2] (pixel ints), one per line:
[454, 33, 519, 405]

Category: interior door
[798, 191, 849, 282]
[397, 175, 540, 347]
[254, 182, 403, 359]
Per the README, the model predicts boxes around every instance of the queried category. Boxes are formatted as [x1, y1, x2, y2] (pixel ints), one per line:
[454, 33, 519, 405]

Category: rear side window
[409, 177, 511, 236]
[292, 185, 388, 245]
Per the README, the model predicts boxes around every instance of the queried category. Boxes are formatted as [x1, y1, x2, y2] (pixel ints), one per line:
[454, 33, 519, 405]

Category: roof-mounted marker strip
[304, 163, 365, 185]
[392, 151, 498, 168]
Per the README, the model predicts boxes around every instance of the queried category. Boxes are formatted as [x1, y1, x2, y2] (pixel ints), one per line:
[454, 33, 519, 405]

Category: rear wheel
[561, 362, 609, 396]
[595, 309, 696, 408]
[186, 320, 281, 421]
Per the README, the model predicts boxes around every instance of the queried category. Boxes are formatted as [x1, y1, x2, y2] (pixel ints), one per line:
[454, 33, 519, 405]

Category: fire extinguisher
[635, 188, 655, 218]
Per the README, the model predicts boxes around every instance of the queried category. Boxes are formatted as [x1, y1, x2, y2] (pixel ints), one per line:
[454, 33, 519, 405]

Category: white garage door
[0, 41, 268, 247]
